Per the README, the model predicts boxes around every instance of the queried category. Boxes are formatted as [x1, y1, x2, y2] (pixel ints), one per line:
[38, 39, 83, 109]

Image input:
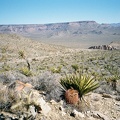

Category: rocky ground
[0, 34, 120, 120]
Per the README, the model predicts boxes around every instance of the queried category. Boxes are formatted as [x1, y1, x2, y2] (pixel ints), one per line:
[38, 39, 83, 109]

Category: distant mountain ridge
[0, 21, 120, 48]
[0, 21, 120, 37]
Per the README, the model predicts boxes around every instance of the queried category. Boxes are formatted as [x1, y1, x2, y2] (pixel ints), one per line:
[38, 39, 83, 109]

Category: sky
[0, 0, 120, 24]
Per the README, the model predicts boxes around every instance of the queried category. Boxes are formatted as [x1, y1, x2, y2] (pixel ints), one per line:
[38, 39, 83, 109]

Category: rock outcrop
[88, 45, 117, 50]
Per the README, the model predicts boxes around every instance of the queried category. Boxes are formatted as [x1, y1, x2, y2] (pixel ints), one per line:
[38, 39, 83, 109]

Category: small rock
[92, 111, 110, 120]
[71, 109, 85, 118]
[59, 106, 64, 111]
[112, 91, 117, 95]
[92, 96, 100, 101]
[59, 105, 66, 116]
[0, 112, 18, 120]
[61, 111, 66, 116]
[50, 99, 57, 105]
[59, 100, 64, 105]
[115, 96, 120, 101]
[16, 80, 33, 91]
[102, 93, 112, 98]
[28, 105, 37, 117]
[70, 112, 76, 117]
[37, 97, 51, 115]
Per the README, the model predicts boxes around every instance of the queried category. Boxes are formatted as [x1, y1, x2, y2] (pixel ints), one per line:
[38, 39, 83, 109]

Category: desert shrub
[0, 55, 7, 62]
[20, 67, 32, 76]
[0, 84, 16, 110]
[1, 46, 8, 53]
[18, 50, 25, 59]
[60, 72, 99, 99]
[71, 64, 79, 71]
[50, 66, 62, 73]
[105, 75, 120, 90]
[1, 63, 11, 72]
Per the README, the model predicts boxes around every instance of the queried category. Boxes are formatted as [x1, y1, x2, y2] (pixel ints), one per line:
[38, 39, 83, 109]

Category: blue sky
[0, 0, 120, 24]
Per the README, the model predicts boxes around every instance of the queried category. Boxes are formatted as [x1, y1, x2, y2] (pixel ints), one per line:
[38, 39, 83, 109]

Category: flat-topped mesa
[77, 21, 97, 24]
[0, 21, 120, 46]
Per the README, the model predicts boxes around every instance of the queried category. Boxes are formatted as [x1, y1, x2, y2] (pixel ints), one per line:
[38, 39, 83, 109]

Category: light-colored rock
[50, 99, 57, 105]
[72, 109, 85, 118]
[115, 96, 120, 101]
[15, 80, 33, 91]
[0, 112, 18, 119]
[28, 105, 37, 117]
[92, 111, 110, 120]
[11, 81, 51, 116]
[102, 93, 112, 98]
[36, 97, 51, 115]
[59, 106, 66, 116]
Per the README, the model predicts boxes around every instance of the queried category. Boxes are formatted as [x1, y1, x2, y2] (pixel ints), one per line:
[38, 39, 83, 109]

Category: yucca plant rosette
[60, 72, 99, 104]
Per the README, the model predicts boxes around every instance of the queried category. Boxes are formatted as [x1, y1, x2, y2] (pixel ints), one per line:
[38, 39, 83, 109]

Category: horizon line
[0, 20, 120, 25]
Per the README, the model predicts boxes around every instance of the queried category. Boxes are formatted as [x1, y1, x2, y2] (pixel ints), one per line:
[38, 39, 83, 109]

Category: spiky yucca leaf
[20, 67, 32, 76]
[60, 72, 99, 99]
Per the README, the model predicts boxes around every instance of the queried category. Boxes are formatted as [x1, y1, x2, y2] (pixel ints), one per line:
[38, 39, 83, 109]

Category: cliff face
[0, 21, 120, 38]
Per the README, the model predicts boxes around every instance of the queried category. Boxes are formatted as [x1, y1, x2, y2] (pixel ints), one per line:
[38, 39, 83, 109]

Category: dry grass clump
[0, 83, 16, 110]
[0, 55, 7, 62]
[50, 66, 62, 73]
[1, 63, 11, 72]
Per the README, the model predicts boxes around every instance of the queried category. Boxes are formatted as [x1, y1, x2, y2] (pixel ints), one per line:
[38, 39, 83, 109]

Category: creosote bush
[60, 72, 99, 99]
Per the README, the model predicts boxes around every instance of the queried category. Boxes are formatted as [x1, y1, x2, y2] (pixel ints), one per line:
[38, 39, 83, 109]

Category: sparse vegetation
[0, 55, 7, 62]
[71, 64, 79, 72]
[2, 63, 11, 71]
[1, 45, 8, 53]
[50, 66, 62, 73]
[20, 67, 33, 76]
[18, 50, 25, 59]
[0, 84, 16, 110]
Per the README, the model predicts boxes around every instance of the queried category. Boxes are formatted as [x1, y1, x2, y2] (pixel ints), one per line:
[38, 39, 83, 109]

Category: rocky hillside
[109, 41, 120, 49]
[88, 41, 120, 50]
[0, 34, 120, 120]
[0, 21, 120, 48]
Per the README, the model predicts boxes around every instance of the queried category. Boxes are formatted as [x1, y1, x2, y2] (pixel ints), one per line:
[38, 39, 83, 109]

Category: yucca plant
[18, 50, 25, 59]
[60, 72, 99, 101]
[20, 67, 32, 76]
